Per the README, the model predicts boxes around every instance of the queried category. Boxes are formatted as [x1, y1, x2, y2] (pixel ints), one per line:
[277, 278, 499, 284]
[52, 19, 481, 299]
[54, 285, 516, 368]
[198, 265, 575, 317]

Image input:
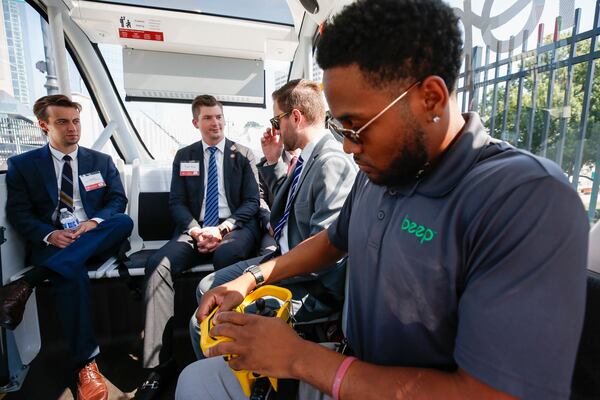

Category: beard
[369, 126, 429, 187]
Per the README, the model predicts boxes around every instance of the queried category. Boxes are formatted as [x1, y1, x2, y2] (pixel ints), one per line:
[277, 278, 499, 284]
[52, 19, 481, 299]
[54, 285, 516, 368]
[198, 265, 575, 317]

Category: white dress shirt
[44, 145, 103, 243]
[199, 138, 232, 228]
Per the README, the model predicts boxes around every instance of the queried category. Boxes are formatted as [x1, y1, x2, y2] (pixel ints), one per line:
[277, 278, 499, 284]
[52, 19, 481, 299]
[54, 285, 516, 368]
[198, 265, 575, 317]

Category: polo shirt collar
[393, 112, 490, 197]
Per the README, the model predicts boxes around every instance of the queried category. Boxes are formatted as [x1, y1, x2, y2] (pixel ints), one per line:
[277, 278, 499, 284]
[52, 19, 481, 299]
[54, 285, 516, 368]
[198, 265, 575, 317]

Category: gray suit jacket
[258, 131, 357, 318]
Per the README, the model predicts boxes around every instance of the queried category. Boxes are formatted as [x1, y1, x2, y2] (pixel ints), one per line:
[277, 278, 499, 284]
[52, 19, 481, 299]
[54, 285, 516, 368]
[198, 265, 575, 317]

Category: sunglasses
[326, 81, 420, 144]
[269, 111, 291, 130]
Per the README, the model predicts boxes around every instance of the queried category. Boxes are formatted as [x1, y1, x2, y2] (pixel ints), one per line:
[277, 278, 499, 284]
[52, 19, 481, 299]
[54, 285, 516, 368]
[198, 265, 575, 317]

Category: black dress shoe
[134, 371, 169, 400]
[0, 279, 33, 330]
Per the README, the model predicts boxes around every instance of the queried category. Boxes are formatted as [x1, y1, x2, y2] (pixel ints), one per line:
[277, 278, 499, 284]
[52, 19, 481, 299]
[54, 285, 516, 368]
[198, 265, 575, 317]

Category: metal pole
[589, 135, 600, 221]
[572, 0, 600, 190]
[540, 17, 561, 158]
[514, 30, 528, 146]
[501, 36, 514, 142]
[480, 47, 491, 116]
[39, 15, 59, 95]
[527, 23, 545, 152]
[556, 9, 580, 168]
[469, 46, 482, 111]
[489, 42, 501, 137]
[462, 52, 470, 113]
[47, 5, 70, 96]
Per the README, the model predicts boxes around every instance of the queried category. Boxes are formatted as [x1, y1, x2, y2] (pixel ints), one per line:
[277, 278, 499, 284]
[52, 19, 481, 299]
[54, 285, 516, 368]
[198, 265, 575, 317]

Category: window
[0, 0, 116, 171]
[98, 43, 289, 161]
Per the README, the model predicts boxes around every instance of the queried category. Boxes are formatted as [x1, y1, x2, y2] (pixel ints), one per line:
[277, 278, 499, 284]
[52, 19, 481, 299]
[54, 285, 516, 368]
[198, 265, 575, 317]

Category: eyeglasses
[270, 111, 291, 130]
[326, 81, 420, 144]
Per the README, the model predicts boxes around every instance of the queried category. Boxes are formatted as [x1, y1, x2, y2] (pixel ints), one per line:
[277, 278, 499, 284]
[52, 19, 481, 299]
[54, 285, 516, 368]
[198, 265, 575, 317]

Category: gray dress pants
[175, 354, 333, 400]
[187, 253, 313, 360]
[144, 228, 256, 368]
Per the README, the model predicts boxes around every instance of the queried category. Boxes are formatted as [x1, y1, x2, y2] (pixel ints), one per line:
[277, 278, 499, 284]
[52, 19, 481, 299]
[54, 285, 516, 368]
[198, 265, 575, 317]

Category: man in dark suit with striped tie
[0, 95, 133, 400]
[136, 95, 260, 399]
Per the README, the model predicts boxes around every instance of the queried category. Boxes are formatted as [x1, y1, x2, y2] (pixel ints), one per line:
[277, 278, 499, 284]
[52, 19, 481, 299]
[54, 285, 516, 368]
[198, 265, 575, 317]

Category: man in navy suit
[0, 95, 133, 400]
[135, 95, 260, 399]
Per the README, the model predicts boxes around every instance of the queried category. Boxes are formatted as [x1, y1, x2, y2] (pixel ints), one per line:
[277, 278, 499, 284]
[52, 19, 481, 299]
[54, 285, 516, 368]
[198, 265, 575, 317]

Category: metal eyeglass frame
[326, 81, 421, 144]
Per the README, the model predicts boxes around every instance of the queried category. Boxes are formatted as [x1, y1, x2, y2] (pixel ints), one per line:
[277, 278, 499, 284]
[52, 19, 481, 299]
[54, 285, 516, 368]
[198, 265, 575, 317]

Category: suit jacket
[257, 151, 295, 232]
[169, 138, 260, 235]
[258, 132, 357, 315]
[5, 144, 128, 246]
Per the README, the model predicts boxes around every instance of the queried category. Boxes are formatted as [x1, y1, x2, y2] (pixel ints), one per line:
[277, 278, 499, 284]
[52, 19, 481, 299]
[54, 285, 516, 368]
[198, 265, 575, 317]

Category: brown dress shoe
[0, 279, 33, 330]
[77, 361, 108, 400]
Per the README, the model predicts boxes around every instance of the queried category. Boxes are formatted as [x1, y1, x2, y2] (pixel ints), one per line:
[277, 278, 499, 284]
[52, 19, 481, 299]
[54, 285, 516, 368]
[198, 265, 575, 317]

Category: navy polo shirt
[328, 113, 588, 399]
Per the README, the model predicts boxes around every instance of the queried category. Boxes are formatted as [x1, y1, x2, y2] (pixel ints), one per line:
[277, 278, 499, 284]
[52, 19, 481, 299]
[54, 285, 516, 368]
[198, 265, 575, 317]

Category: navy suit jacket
[169, 138, 260, 235]
[5, 144, 128, 246]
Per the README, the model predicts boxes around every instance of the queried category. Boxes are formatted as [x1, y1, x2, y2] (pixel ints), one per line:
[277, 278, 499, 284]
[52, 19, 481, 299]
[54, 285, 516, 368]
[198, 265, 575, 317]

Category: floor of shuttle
[5, 274, 203, 399]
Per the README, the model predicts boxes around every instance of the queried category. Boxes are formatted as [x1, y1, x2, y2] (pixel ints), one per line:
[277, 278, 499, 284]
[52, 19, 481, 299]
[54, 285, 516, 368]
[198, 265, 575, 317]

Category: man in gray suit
[188, 79, 357, 358]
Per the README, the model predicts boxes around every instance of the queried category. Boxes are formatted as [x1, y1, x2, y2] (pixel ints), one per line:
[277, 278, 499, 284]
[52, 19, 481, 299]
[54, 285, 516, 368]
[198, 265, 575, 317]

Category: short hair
[191, 95, 223, 119]
[316, 0, 463, 92]
[33, 95, 82, 121]
[272, 79, 325, 126]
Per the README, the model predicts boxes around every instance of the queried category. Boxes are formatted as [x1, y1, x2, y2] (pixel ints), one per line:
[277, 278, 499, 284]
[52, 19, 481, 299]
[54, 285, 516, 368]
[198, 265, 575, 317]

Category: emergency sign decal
[118, 16, 164, 41]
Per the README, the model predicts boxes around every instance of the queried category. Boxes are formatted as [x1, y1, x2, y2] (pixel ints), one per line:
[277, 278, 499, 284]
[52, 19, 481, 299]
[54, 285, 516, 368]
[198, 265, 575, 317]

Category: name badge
[79, 171, 106, 191]
[180, 161, 200, 176]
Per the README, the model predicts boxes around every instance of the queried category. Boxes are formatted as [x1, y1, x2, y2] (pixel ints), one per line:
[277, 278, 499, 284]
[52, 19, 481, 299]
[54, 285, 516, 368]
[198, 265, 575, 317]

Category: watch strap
[244, 264, 265, 288]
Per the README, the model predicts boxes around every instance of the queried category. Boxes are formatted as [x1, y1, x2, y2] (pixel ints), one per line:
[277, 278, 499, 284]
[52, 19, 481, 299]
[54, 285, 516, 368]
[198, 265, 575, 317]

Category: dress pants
[143, 226, 257, 369]
[175, 349, 333, 400]
[30, 213, 133, 365]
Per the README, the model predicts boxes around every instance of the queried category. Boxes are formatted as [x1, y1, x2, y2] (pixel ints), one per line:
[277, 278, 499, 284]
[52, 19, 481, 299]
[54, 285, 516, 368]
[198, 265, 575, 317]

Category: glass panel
[451, 0, 599, 220]
[578, 59, 600, 222]
[98, 43, 290, 160]
[0, 0, 115, 170]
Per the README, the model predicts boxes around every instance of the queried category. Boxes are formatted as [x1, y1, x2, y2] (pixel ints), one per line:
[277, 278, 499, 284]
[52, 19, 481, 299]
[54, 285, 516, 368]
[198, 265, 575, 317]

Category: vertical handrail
[514, 30, 529, 144]
[527, 23, 545, 152]
[489, 42, 502, 137]
[462, 52, 470, 113]
[480, 47, 491, 117]
[556, 9, 580, 168]
[469, 46, 482, 111]
[47, 5, 71, 96]
[540, 17, 562, 158]
[501, 36, 514, 142]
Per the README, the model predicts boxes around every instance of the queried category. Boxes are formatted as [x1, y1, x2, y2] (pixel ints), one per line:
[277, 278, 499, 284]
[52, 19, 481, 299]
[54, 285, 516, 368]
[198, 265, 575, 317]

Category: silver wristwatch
[243, 264, 265, 288]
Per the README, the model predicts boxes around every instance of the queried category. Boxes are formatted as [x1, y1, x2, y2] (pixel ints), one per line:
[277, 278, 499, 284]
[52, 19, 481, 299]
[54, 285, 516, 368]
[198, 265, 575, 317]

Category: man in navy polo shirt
[176, 0, 588, 399]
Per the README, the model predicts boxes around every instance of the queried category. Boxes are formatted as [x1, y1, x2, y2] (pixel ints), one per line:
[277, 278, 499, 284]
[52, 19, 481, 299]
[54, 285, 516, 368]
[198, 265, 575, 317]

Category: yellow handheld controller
[200, 285, 293, 396]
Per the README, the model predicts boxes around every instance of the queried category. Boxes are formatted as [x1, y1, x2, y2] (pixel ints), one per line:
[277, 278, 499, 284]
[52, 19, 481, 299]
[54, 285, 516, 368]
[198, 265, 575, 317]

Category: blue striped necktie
[273, 155, 304, 242]
[203, 146, 219, 227]
[59, 155, 74, 213]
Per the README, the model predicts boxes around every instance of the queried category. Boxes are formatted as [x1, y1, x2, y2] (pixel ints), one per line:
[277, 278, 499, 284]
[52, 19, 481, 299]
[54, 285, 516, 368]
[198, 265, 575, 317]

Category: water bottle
[59, 208, 79, 230]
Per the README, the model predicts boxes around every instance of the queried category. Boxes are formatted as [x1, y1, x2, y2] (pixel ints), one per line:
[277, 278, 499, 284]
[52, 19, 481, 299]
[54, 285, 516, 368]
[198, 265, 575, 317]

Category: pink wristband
[332, 356, 358, 400]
